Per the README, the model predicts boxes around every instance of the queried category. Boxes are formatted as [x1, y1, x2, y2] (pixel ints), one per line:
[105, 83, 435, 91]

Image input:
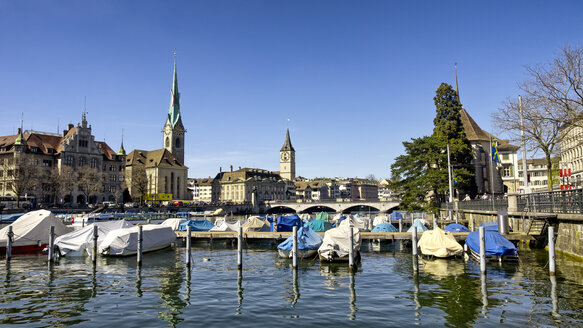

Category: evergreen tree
[391, 83, 475, 212]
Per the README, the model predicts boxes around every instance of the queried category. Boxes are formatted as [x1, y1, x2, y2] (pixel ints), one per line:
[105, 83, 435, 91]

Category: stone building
[125, 54, 188, 201]
[0, 114, 125, 206]
[560, 124, 583, 189]
[215, 167, 286, 204]
[188, 177, 217, 203]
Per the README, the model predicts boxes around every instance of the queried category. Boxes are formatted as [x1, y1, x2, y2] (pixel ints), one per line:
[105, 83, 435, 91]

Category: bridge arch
[300, 205, 337, 214]
[342, 204, 381, 214]
[266, 206, 297, 214]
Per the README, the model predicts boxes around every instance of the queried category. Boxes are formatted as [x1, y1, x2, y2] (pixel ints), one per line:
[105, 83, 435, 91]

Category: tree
[492, 95, 563, 190]
[127, 165, 148, 203]
[77, 165, 104, 204]
[391, 83, 475, 212]
[8, 157, 40, 208]
[46, 166, 76, 205]
[520, 45, 583, 126]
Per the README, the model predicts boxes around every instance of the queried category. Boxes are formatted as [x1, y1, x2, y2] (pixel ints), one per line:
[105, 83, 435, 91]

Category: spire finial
[117, 128, 126, 155]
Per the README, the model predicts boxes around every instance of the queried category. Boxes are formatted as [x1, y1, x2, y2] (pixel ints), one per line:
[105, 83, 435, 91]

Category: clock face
[281, 152, 289, 161]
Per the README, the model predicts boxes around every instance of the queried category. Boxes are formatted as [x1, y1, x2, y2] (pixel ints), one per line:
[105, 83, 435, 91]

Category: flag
[452, 168, 459, 184]
[491, 137, 501, 163]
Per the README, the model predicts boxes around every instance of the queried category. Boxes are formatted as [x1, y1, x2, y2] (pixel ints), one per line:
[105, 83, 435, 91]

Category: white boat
[0, 210, 71, 253]
[417, 227, 463, 258]
[98, 225, 176, 256]
[318, 219, 361, 262]
[160, 218, 187, 231]
[209, 217, 241, 231]
[53, 220, 134, 257]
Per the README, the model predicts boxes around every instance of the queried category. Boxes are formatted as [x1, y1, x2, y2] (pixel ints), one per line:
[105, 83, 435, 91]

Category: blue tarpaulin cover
[480, 222, 499, 232]
[465, 230, 517, 256]
[306, 219, 332, 232]
[407, 219, 428, 232]
[276, 214, 303, 232]
[178, 219, 215, 231]
[444, 223, 471, 233]
[389, 212, 403, 220]
[277, 226, 323, 251]
[372, 222, 398, 232]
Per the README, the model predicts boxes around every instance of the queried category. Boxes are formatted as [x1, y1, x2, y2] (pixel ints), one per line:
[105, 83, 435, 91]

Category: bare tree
[77, 165, 104, 205]
[8, 157, 40, 207]
[127, 165, 148, 203]
[45, 166, 76, 205]
[493, 96, 563, 190]
[521, 44, 583, 126]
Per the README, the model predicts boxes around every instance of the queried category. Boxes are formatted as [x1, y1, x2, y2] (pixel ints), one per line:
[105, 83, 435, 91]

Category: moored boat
[0, 210, 71, 253]
[277, 226, 323, 259]
[465, 230, 518, 262]
[53, 220, 134, 257]
[98, 225, 176, 256]
[418, 227, 463, 258]
[318, 219, 361, 263]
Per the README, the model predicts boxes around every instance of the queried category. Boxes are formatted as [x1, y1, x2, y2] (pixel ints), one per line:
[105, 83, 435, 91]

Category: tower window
[165, 137, 170, 148]
[175, 138, 181, 148]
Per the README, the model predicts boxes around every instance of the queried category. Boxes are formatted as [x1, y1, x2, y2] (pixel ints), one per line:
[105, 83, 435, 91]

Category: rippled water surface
[1, 242, 582, 327]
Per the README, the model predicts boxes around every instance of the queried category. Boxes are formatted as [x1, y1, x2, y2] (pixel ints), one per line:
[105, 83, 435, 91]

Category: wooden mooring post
[432, 214, 437, 229]
[292, 226, 298, 269]
[398, 219, 403, 232]
[548, 226, 556, 276]
[6, 226, 13, 261]
[92, 225, 98, 263]
[412, 226, 419, 272]
[237, 225, 243, 270]
[137, 225, 143, 266]
[479, 226, 486, 274]
[186, 226, 192, 268]
[48, 226, 55, 262]
[348, 225, 355, 272]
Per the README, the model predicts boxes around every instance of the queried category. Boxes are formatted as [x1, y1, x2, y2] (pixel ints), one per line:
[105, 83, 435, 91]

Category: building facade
[560, 124, 583, 189]
[215, 167, 286, 204]
[126, 54, 189, 201]
[0, 114, 125, 206]
[188, 177, 217, 203]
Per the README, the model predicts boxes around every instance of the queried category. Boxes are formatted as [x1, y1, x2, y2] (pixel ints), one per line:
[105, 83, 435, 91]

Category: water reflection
[183, 266, 191, 304]
[349, 272, 357, 320]
[319, 262, 359, 320]
[4, 261, 10, 288]
[292, 269, 299, 307]
[481, 274, 488, 316]
[237, 270, 243, 315]
[421, 258, 465, 279]
[550, 275, 559, 318]
[136, 265, 142, 297]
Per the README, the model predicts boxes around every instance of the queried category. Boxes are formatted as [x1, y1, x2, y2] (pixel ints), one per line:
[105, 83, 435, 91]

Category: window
[90, 158, 97, 168]
[79, 139, 88, 148]
[110, 174, 116, 182]
[502, 154, 509, 160]
[109, 185, 116, 193]
[109, 165, 116, 171]
[42, 160, 52, 167]
[79, 157, 88, 167]
[64, 156, 74, 165]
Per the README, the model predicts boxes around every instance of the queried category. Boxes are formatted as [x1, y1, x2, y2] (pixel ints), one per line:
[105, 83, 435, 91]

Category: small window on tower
[165, 137, 170, 148]
[175, 138, 181, 148]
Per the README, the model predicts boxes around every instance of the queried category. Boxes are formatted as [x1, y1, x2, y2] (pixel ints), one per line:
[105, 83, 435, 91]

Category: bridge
[263, 200, 400, 214]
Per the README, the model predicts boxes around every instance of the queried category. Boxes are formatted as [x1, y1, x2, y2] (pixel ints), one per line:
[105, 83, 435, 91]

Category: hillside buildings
[0, 114, 125, 206]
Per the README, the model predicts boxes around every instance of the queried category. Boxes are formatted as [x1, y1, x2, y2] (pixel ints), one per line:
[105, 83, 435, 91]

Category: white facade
[560, 125, 583, 189]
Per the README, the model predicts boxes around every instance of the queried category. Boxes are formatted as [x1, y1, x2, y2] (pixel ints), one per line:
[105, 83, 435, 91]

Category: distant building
[216, 167, 286, 204]
[188, 177, 217, 203]
[0, 114, 125, 206]
[517, 158, 559, 192]
[125, 53, 188, 201]
[279, 128, 296, 181]
[378, 179, 393, 201]
[560, 124, 583, 189]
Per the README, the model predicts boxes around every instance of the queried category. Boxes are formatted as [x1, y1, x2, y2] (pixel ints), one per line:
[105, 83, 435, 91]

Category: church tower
[279, 128, 295, 180]
[162, 51, 186, 164]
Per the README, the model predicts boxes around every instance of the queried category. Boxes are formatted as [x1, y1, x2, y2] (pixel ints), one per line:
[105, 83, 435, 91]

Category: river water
[1, 242, 582, 327]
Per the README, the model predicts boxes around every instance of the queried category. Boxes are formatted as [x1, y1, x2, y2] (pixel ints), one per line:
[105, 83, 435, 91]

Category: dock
[175, 231, 534, 242]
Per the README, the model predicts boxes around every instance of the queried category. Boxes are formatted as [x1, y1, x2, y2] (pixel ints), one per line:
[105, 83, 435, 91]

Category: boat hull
[319, 251, 361, 263]
[277, 248, 317, 259]
[468, 248, 519, 263]
[0, 244, 47, 254]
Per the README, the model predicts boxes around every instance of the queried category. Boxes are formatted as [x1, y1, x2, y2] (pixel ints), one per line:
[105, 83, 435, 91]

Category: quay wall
[443, 209, 583, 260]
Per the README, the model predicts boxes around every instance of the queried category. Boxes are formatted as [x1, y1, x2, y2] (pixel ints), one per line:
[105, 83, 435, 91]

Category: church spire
[14, 116, 26, 147]
[117, 129, 126, 156]
[280, 128, 294, 151]
[167, 49, 181, 128]
[454, 62, 461, 103]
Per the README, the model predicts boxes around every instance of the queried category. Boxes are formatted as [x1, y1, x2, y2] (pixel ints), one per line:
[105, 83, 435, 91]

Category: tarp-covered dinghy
[318, 219, 361, 263]
[418, 227, 463, 258]
[53, 220, 134, 257]
[277, 226, 323, 259]
[0, 210, 71, 253]
[465, 230, 518, 262]
[98, 225, 176, 256]
[210, 217, 241, 232]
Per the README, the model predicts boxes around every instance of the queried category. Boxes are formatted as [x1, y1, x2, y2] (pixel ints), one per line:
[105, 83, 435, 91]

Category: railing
[442, 189, 583, 215]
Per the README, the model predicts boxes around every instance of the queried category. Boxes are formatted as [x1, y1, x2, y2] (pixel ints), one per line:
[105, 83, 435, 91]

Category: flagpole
[447, 144, 453, 203]
[489, 136, 495, 211]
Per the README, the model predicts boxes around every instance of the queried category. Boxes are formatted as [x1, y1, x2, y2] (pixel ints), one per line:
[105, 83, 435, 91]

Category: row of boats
[0, 210, 518, 264]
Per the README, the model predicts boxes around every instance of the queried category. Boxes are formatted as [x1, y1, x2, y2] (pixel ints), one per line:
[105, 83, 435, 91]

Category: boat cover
[306, 219, 332, 232]
[407, 219, 429, 232]
[390, 212, 403, 220]
[418, 227, 463, 257]
[54, 220, 133, 256]
[160, 218, 187, 231]
[372, 215, 388, 227]
[318, 222, 361, 261]
[0, 210, 71, 247]
[210, 218, 241, 231]
[277, 226, 323, 251]
[316, 212, 329, 221]
[339, 215, 370, 231]
[465, 230, 517, 256]
[480, 222, 499, 232]
[178, 219, 215, 231]
[98, 224, 176, 256]
[242, 217, 270, 232]
[0, 213, 23, 223]
[300, 214, 312, 223]
[276, 214, 303, 232]
[444, 223, 471, 233]
[371, 222, 398, 232]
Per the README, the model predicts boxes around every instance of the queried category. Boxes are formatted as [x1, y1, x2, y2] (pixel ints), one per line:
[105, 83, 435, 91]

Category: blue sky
[1, 0, 582, 180]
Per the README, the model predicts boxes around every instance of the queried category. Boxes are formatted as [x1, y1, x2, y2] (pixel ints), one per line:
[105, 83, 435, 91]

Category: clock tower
[162, 51, 186, 164]
[279, 128, 295, 180]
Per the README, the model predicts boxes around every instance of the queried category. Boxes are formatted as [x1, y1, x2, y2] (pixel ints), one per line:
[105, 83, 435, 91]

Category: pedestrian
[481, 192, 488, 200]
[463, 194, 471, 201]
